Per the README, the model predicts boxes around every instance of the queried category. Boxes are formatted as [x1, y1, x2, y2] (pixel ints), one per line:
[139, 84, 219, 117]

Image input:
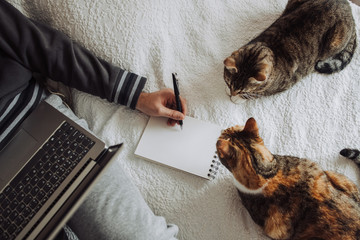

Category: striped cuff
[111, 70, 147, 109]
[0, 81, 45, 150]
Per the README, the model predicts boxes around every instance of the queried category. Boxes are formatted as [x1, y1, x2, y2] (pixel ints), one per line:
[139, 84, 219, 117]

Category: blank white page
[135, 116, 222, 179]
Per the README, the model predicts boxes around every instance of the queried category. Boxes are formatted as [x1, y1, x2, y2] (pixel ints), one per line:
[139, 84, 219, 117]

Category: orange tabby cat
[216, 118, 360, 240]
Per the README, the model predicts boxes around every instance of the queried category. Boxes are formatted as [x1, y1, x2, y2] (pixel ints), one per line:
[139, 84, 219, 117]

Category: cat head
[216, 118, 277, 190]
[223, 43, 274, 100]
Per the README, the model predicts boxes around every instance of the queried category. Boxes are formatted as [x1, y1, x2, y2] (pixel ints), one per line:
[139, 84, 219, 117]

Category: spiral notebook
[135, 116, 223, 180]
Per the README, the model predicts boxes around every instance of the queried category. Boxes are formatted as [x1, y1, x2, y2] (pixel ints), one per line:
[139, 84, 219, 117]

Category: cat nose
[230, 90, 237, 96]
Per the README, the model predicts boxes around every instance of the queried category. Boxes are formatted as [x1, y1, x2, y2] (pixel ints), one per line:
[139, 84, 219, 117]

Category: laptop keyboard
[0, 121, 95, 240]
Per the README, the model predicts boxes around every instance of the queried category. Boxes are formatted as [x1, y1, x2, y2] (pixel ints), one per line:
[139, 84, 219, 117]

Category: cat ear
[254, 72, 267, 81]
[243, 117, 259, 136]
[216, 139, 232, 159]
[253, 63, 271, 82]
[223, 57, 238, 74]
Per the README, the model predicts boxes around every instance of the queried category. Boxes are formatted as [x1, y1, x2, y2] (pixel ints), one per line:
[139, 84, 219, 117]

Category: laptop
[0, 101, 122, 240]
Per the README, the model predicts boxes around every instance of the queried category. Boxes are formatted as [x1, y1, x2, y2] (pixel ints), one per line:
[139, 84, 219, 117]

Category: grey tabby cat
[223, 0, 357, 99]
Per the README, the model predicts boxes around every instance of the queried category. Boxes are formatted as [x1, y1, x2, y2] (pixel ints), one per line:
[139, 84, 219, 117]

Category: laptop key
[0, 232, 9, 240]
[23, 195, 32, 205]
[14, 224, 23, 235]
[68, 152, 78, 162]
[30, 176, 39, 185]
[14, 215, 24, 227]
[44, 172, 53, 180]
[60, 121, 70, 130]
[37, 169, 46, 178]
[35, 160, 44, 169]
[23, 185, 32, 194]
[60, 132, 70, 141]
[54, 139, 63, 148]
[42, 142, 51, 151]
[43, 161, 53, 170]
[48, 136, 56, 145]
[41, 153, 50, 162]
[15, 183, 24, 193]
[37, 179, 46, 188]
[3, 186, 12, 195]
[21, 175, 31, 185]
[7, 224, 16, 234]
[76, 133, 85, 143]
[1, 199, 9, 209]
[22, 207, 31, 218]
[2, 208, 11, 218]
[36, 191, 47, 203]
[2, 218, 10, 230]
[48, 147, 57, 156]
[56, 167, 65, 176]
[7, 192, 16, 203]
[27, 209, 35, 219]
[50, 164, 60, 173]
[8, 212, 18, 222]
[43, 183, 52, 192]
[29, 168, 37, 177]
[56, 147, 65, 156]
[16, 202, 26, 213]
[30, 187, 40, 197]
[69, 130, 80, 141]
[9, 200, 18, 210]
[76, 146, 84, 154]
[50, 176, 59, 185]
[29, 199, 39, 209]
[70, 142, 79, 150]
[16, 192, 25, 202]
[66, 126, 75, 134]
[63, 160, 72, 169]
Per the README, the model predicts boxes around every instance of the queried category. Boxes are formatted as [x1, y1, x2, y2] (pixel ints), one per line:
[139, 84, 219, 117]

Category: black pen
[172, 73, 183, 130]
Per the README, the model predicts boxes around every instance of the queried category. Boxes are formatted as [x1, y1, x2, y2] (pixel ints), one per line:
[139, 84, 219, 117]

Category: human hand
[136, 88, 187, 126]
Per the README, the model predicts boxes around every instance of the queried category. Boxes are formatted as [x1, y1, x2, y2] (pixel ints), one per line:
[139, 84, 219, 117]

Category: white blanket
[9, 0, 360, 239]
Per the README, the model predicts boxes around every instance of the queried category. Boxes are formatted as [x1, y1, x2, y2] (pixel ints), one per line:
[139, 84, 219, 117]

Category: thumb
[161, 107, 184, 120]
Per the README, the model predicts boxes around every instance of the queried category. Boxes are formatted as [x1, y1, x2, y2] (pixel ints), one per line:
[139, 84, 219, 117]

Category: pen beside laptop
[172, 73, 183, 130]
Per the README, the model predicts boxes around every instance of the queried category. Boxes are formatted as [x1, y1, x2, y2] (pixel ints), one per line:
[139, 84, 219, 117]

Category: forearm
[0, 0, 146, 108]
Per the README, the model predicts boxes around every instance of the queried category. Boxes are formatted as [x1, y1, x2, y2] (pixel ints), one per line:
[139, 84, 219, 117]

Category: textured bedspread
[8, 0, 360, 239]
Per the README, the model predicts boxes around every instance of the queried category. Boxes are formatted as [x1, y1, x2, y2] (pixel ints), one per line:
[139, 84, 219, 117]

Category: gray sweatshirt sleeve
[0, 0, 146, 109]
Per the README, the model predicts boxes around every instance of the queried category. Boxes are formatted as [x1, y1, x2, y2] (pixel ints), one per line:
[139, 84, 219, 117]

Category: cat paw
[340, 148, 360, 163]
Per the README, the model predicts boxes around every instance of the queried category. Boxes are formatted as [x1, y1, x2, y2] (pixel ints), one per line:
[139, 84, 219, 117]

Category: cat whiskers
[224, 85, 231, 96]
[240, 92, 262, 100]
[230, 95, 247, 104]
[229, 92, 262, 104]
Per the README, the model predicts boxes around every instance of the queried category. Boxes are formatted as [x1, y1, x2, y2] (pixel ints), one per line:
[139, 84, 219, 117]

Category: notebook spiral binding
[208, 151, 221, 179]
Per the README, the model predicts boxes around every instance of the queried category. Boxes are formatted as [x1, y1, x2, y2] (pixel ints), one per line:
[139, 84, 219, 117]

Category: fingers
[163, 88, 187, 116]
[160, 106, 185, 121]
[135, 89, 188, 126]
[167, 119, 177, 126]
[165, 108, 185, 127]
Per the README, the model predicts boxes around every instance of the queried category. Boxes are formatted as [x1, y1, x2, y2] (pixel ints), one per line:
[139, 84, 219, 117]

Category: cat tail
[315, 31, 357, 74]
[340, 148, 360, 166]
